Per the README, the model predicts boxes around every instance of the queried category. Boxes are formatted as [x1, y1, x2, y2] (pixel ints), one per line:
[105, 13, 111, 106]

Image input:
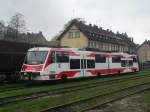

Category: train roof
[28, 47, 137, 57]
[28, 47, 51, 51]
[28, 47, 79, 51]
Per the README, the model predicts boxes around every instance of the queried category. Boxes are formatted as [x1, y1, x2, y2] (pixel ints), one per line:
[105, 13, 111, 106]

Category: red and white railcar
[21, 47, 139, 80]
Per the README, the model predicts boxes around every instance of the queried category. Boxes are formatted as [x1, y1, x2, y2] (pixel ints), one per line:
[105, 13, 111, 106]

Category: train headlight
[24, 72, 27, 75]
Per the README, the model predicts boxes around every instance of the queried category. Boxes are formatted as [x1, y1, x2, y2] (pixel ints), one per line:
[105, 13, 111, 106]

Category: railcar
[21, 47, 139, 80]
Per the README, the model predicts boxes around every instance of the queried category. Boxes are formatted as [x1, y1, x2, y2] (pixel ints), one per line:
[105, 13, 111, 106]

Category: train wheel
[133, 69, 137, 72]
[118, 71, 121, 74]
[97, 72, 101, 77]
[61, 75, 67, 80]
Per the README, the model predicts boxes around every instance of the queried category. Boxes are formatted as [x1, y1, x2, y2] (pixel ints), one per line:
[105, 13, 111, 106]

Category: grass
[130, 89, 150, 109]
[0, 72, 150, 112]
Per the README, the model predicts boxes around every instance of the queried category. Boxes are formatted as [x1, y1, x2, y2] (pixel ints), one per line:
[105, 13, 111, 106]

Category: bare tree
[0, 20, 5, 38]
[8, 12, 27, 39]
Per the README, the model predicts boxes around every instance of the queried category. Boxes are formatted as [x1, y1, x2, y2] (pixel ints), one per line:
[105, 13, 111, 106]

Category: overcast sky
[0, 0, 150, 44]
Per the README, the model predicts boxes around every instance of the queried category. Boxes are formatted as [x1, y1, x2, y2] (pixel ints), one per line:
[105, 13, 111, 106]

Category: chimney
[89, 23, 92, 27]
[99, 27, 102, 30]
[131, 37, 133, 42]
[106, 29, 109, 32]
[94, 25, 98, 29]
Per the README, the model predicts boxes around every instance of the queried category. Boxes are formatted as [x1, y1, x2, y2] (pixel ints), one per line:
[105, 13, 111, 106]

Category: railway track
[0, 72, 149, 107]
[0, 71, 147, 92]
[40, 80, 150, 112]
[0, 72, 137, 92]
[0, 74, 123, 93]
[81, 82, 150, 112]
[0, 73, 129, 93]
[0, 83, 28, 93]
[0, 70, 147, 93]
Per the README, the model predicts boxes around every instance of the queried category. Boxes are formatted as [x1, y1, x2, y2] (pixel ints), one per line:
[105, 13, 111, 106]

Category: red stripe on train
[22, 64, 43, 71]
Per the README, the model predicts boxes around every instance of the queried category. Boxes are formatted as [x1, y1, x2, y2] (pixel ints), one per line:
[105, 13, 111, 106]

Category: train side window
[95, 55, 106, 63]
[81, 59, 86, 69]
[51, 51, 55, 63]
[129, 60, 133, 66]
[112, 56, 121, 63]
[121, 60, 126, 67]
[70, 59, 80, 69]
[87, 60, 95, 68]
[133, 58, 137, 62]
[56, 51, 69, 63]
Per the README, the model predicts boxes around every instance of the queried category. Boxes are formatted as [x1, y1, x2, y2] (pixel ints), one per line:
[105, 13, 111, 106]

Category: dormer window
[68, 32, 73, 38]
[68, 31, 80, 38]
[75, 31, 80, 38]
[93, 33, 95, 37]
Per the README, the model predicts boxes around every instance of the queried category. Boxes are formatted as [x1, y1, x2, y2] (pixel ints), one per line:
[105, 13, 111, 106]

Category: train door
[107, 56, 110, 74]
[69, 52, 83, 78]
[45, 51, 57, 79]
[81, 52, 88, 77]
[81, 59, 87, 77]
[80, 52, 87, 77]
[81, 52, 96, 77]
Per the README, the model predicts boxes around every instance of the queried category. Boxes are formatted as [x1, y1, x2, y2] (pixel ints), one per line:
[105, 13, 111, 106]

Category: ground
[88, 91, 150, 112]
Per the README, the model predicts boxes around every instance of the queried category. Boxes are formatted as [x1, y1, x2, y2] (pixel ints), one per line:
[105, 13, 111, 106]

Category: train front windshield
[24, 51, 48, 65]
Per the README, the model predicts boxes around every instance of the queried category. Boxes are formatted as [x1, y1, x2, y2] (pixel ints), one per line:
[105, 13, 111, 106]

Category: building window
[93, 33, 95, 37]
[98, 42, 101, 48]
[90, 41, 92, 48]
[68, 31, 80, 38]
[75, 31, 80, 38]
[91, 41, 94, 48]
[126, 47, 129, 52]
[96, 42, 99, 48]
[94, 41, 96, 48]
[101, 43, 103, 50]
[120, 46, 123, 52]
[68, 32, 73, 38]
[108, 44, 111, 51]
[116, 45, 119, 51]
[89, 41, 92, 48]
[111, 44, 113, 51]
[114, 45, 116, 51]
[103, 44, 106, 50]
[105, 44, 108, 51]
[88, 41, 91, 47]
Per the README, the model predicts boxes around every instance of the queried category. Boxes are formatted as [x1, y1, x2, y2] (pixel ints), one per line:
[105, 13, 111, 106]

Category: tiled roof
[137, 40, 150, 49]
[57, 19, 136, 47]
[144, 40, 150, 45]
